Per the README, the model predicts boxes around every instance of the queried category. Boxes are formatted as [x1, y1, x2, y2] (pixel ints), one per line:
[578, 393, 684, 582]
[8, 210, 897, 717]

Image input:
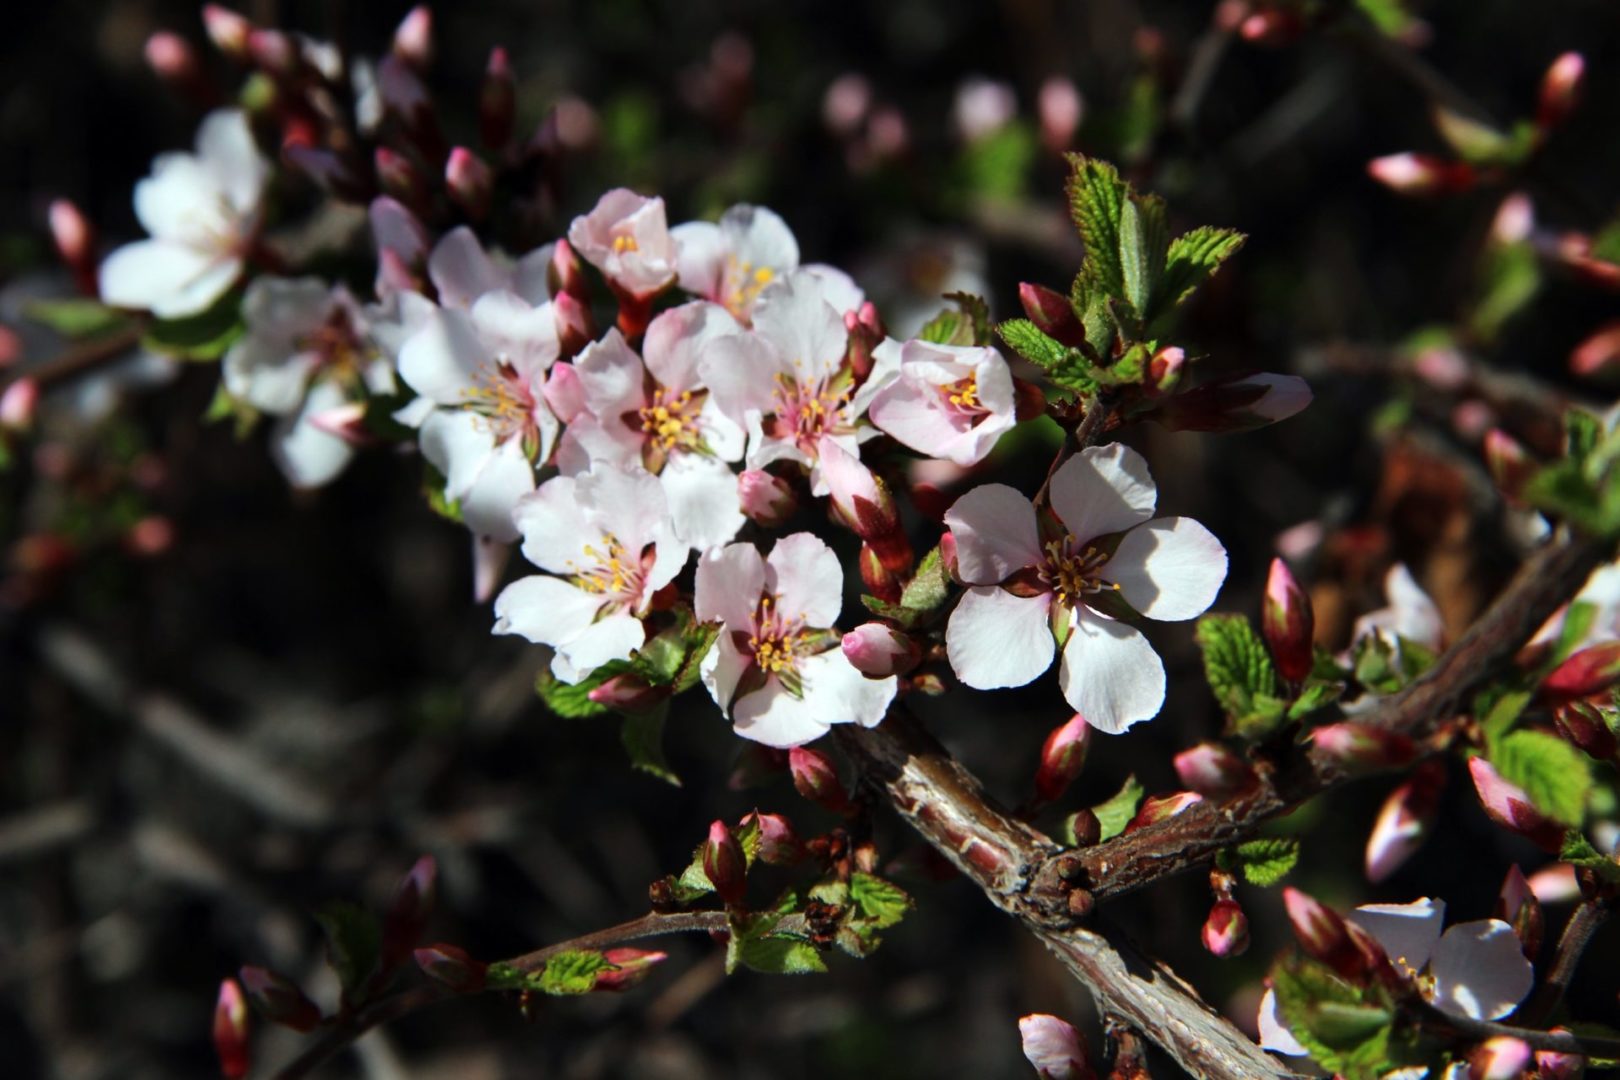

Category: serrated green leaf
[1064, 155, 1129, 298]
[1270, 953, 1405, 1079]
[1288, 681, 1343, 720]
[621, 705, 679, 786]
[315, 901, 382, 1001]
[918, 308, 972, 347]
[535, 663, 617, 719]
[1195, 614, 1281, 734]
[1118, 196, 1153, 317]
[807, 878, 850, 905]
[730, 934, 827, 975]
[1492, 729, 1592, 827]
[899, 545, 951, 615]
[849, 872, 912, 930]
[1231, 837, 1299, 887]
[673, 621, 719, 694]
[1092, 774, 1144, 842]
[1155, 226, 1245, 316]
[23, 298, 134, 340]
[1558, 831, 1620, 884]
[142, 291, 245, 361]
[997, 319, 1066, 368]
[537, 949, 613, 995]
[1476, 684, 1533, 745]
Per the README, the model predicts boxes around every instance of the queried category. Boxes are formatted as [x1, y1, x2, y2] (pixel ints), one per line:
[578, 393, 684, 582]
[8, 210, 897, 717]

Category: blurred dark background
[3, 1, 1620, 1077]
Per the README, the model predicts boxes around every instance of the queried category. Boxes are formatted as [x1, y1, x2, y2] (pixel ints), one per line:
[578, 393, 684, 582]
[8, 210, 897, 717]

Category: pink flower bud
[47, 199, 95, 291]
[822, 74, 872, 139]
[1173, 743, 1257, 801]
[1535, 1036, 1587, 1080]
[382, 855, 437, 968]
[1310, 722, 1418, 770]
[817, 437, 898, 541]
[1152, 372, 1312, 433]
[1034, 714, 1091, 805]
[1571, 321, 1620, 380]
[1018, 1013, 1095, 1080]
[552, 291, 595, 359]
[594, 947, 667, 992]
[1470, 1036, 1533, 1080]
[125, 515, 176, 558]
[202, 5, 254, 62]
[374, 147, 428, 213]
[1018, 282, 1086, 348]
[445, 147, 493, 221]
[213, 978, 250, 1079]
[841, 623, 919, 678]
[1365, 759, 1445, 883]
[1239, 9, 1305, 45]
[859, 542, 902, 602]
[1544, 643, 1620, 700]
[702, 820, 748, 906]
[1554, 700, 1619, 763]
[1484, 428, 1535, 504]
[738, 469, 797, 528]
[1148, 345, 1186, 396]
[145, 30, 198, 81]
[789, 746, 852, 814]
[1282, 887, 1381, 976]
[246, 28, 297, 77]
[1367, 152, 1475, 196]
[0, 378, 39, 433]
[586, 672, 668, 712]
[1537, 52, 1584, 132]
[1495, 864, 1544, 960]
[1469, 757, 1566, 852]
[738, 811, 801, 865]
[1124, 791, 1203, 833]
[238, 966, 320, 1032]
[1037, 76, 1084, 154]
[1529, 862, 1582, 904]
[392, 5, 434, 70]
[480, 47, 516, 149]
[1262, 558, 1314, 683]
[414, 943, 487, 991]
[1202, 898, 1250, 957]
[549, 238, 587, 300]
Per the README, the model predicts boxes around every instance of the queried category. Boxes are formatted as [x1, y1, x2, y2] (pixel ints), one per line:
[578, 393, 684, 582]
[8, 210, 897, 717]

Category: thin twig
[1422, 1004, 1620, 1059]
[6, 323, 145, 392]
[1522, 896, 1613, 1025]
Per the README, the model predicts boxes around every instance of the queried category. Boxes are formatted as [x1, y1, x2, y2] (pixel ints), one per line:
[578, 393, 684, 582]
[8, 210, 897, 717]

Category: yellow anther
[612, 234, 639, 253]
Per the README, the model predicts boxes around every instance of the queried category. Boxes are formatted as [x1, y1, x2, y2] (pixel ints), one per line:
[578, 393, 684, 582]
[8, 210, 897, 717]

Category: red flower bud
[1, 377, 39, 433]
[392, 5, 434, 70]
[480, 47, 516, 149]
[738, 469, 797, 528]
[1554, 700, 1619, 764]
[1571, 321, 1620, 380]
[1495, 864, 1544, 960]
[1484, 428, 1536, 504]
[859, 541, 902, 602]
[1173, 743, 1257, 801]
[1367, 153, 1475, 196]
[1282, 887, 1386, 977]
[1013, 376, 1047, 421]
[1034, 714, 1091, 805]
[1151, 372, 1312, 434]
[843, 304, 883, 381]
[445, 147, 493, 221]
[739, 811, 801, 865]
[549, 238, 588, 300]
[414, 943, 487, 991]
[1148, 345, 1186, 396]
[1262, 558, 1314, 683]
[702, 820, 748, 906]
[1365, 759, 1445, 883]
[1543, 643, 1620, 701]
[1310, 722, 1418, 770]
[1202, 898, 1250, 957]
[202, 5, 254, 63]
[1537, 52, 1585, 132]
[1018, 282, 1086, 348]
[550, 291, 595, 360]
[1124, 792, 1203, 833]
[383, 855, 437, 968]
[841, 622, 920, 678]
[47, 199, 96, 295]
[213, 977, 251, 1079]
[238, 966, 320, 1032]
[789, 746, 852, 814]
[1469, 757, 1566, 852]
[594, 948, 667, 992]
[1470, 1036, 1533, 1080]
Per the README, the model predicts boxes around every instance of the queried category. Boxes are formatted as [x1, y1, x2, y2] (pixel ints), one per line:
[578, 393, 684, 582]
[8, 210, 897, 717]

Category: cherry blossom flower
[944, 443, 1227, 733]
[867, 338, 1017, 465]
[423, 225, 553, 311]
[396, 289, 560, 541]
[672, 204, 799, 321]
[223, 277, 392, 488]
[492, 462, 687, 683]
[1346, 898, 1533, 1021]
[567, 188, 677, 300]
[700, 271, 897, 496]
[1353, 563, 1444, 653]
[695, 533, 896, 747]
[558, 303, 748, 550]
[99, 109, 269, 318]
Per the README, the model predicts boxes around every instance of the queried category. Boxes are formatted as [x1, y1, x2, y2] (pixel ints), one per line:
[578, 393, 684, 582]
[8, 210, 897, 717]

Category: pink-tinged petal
[699, 330, 787, 422]
[730, 681, 835, 748]
[1018, 1014, 1090, 1079]
[766, 532, 843, 628]
[551, 612, 646, 684]
[471, 535, 510, 604]
[698, 396, 746, 462]
[567, 188, 676, 297]
[868, 372, 962, 455]
[511, 475, 593, 573]
[399, 308, 482, 403]
[699, 632, 749, 717]
[459, 437, 535, 541]
[1430, 920, 1534, 1021]
[1050, 443, 1157, 544]
[419, 408, 496, 500]
[469, 290, 559, 378]
[428, 226, 505, 309]
[794, 649, 896, 730]
[723, 205, 799, 279]
[1355, 564, 1444, 650]
[1347, 899, 1445, 973]
[944, 484, 1041, 585]
[572, 326, 646, 420]
[671, 220, 726, 298]
[98, 240, 241, 318]
[1058, 608, 1165, 734]
[543, 361, 586, 425]
[271, 384, 354, 489]
[642, 300, 740, 391]
[575, 463, 669, 561]
[1103, 517, 1228, 621]
[1256, 989, 1309, 1057]
[695, 542, 768, 630]
[1528, 864, 1581, 904]
[492, 574, 603, 647]
[194, 108, 268, 213]
[946, 587, 1054, 689]
[660, 455, 746, 551]
[369, 195, 428, 269]
[798, 264, 864, 315]
[751, 271, 848, 381]
[510, 243, 555, 306]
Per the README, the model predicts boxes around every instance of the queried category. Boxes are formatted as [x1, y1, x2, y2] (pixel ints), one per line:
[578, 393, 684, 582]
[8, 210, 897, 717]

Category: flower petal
[399, 308, 483, 403]
[700, 631, 749, 716]
[552, 612, 646, 684]
[751, 270, 847, 381]
[671, 220, 726, 298]
[271, 383, 354, 489]
[766, 532, 843, 628]
[492, 574, 603, 646]
[944, 484, 1041, 585]
[661, 455, 746, 551]
[794, 648, 896, 730]
[576, 463, 669, 559]
[1050, 443, 1157, 544]
[428, 226, 505, 309]
[946, 587, 1054, 689]
[1430, 919, 1534, 1021]
[512, 475, 593, 574]
[731, 680, 834, 748]
[459, 437, 536, 542]
[1256, 989, 1309, 1057]
[573, 328, 646, 419]
[469, 291, 559, 378]
[98, 240, 241, 318]
[1348, 898, 1446, 974]
[642, 300, 739, 391]
[1058, 608, 1165, 734]
[1103, 517, 1228, 621]
[695, 542, 768, 631]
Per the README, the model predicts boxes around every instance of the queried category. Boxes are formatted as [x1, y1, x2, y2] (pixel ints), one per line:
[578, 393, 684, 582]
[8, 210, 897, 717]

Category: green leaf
[421, 463, 464, 524]
[1492, 729, 1592, 827]
[535, 663, 620, 719]
[958, 121, 1036, 202]
[1560, 832, 1620, 884]
[1230, 838, 1300, 887]
[1064, 155, 1129, 298]
[621, 705, 679, 786]
[1553, 603, 1598, 666]
[142, 291, 245, 361]
[1269, 953, 1403, 1079]
[1433, 108, 1537, 167]
[899, 545, 952, 615]
[917, 293, 992, 348]
[1092, 774, 1145, 842]
[315, 902, 382, 1001]
[849, 872, 913, 930]
[1470, 240, 1540, 343]
[997, 318, 1066, 368]
[1156, 226, 1245, 315]
[536, 949, 614, 995]
[1288, 681, 1343, 720]
[1118, 196, 1155, 316]
[730, 934, 827, 975]
[1353, 0, 1419, 37]
[1195, 614, 1281, 735]
[203, 384, 261, 439]
[22, 298, 133, 340]
[671, 620, 719, 694]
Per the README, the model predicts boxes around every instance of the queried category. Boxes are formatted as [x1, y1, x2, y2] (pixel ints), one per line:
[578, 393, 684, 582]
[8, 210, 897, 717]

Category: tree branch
[1522, 895, 1613, 1026]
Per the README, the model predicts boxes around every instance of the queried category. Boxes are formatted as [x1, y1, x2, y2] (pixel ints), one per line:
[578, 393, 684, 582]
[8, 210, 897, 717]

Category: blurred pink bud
[1495, 864, 1544, 960]
[1543, 642, 1620, 700]
[202, 5, 254, 62]
[1365, 759, 1445, 883]
[1124, 791, 1202, 833]
[1283, 886, 1348, 961]
[789, 746, 851, 814]
[1153, 372, 1312, 433]
[586, 672, 667, 712]
[47, 199, 96, 295]
[0, 326, 20, 368]
[552, 292, 595, 359]
[471, 534, 509, 605]
[1367, 153, 1475, 196]
[952, 77, 1016, 143]
[213, 977, 251, 1079]
[1535, 1035, 1587, 1080]
[1484, 428, 1535, 503]
[1202, 898, 1250, 957]
[382, 855, 437, 967]
[414, 943, 487, 991]
[1018, 282, 1086, 349]
[1310, 722, 1418, 770]
[1469, 757, 1565, 852]
[0, 378, 39, 433]
[702, 820, 747, 906]
[937, 530, 961, 582]
[305, 402, 370, 446]
[1470, 1036, 1532, 1080]
[1538, 52, 1585, 131]
[1262, 558, 1315, 683]
[549, 238, 587, 299]
[1553, 701, 1619, 763]
[594, 948, 667, 992]
[738, 469, 797, 528]
[1239, 9, 1305, 45]
[125, 515, 176, 558]
[246, 29, 298, 77]
[146, 31, 198, 81]
[1018, 1013, 1095, 1080]
[841, 623, 920, 678]
[1492, 193, 1536, 246]
[480, 47, 515, 149]
[1037, 75, 1083, 153]
[843, 302, 884, 381]
[739, 811, 801, 865]
[1571, 321, 1620, 379]
[1146, 345, 1186, 397]
[238, 966, 320, 1032]
[548, 96, 600, 153]
[1528, 862, 1581, 904]
[374, 148, 428, 213]
[860, 541, 901, 602]
[866, 105, 909, 160]
[822, 73, 872, 138]
[1173, 743, 1257, 801]
[392, 5, 434, 70]
[445, 147, 493, 220]
[1034, 714, 1091, 805]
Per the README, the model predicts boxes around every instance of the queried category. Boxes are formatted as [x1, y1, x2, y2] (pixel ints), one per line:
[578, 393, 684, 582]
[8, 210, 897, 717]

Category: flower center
[942, 375, 984, 414]
[1039, 539, 1116, 607]
[768, 371, 853, 453]
[612, 233, 639, 254]
[300, 308, 371, 384]
[636, 387, 707, 455]
[721, 256, 775, 318]
[747, 594, 806, 675]
[570, 532, 645, 603]
[461, 362, 538, 445]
